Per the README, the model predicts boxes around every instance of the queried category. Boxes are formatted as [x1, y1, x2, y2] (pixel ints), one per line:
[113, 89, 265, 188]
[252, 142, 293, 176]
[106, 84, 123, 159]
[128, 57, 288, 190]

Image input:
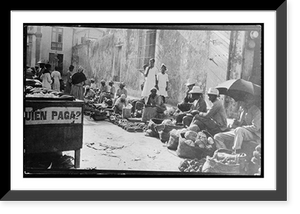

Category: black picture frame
[4, 2, 287, 201]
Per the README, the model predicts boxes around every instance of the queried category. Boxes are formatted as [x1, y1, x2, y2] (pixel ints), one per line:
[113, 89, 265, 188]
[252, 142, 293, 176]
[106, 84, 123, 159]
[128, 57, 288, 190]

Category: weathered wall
[71, 28, 260, 118]
[224, 31, 246, 119]
[155, 29, 210, 106]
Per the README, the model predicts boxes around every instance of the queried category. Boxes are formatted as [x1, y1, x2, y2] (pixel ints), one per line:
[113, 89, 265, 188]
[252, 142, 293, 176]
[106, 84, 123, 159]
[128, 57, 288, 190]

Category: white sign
[24, 107, 82, 125]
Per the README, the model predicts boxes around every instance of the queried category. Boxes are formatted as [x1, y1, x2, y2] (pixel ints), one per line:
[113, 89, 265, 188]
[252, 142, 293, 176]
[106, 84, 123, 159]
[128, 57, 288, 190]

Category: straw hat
[185, 80, 196, 86]
[207, 87, 219, 96]
[189, 86, 203, 94]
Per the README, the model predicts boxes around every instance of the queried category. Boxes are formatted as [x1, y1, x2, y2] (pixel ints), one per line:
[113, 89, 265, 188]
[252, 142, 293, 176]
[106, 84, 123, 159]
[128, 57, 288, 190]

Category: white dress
[141, 66, 158, 97]
[40, 72, 52, 89]
[51, 70, 61, 91]
[157, 72, 169, 97]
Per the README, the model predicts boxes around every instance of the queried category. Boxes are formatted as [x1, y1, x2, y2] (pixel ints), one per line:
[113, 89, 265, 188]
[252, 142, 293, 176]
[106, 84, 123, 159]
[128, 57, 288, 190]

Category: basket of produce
[178, 158, 207, 173]
[176, 130, 216, 159]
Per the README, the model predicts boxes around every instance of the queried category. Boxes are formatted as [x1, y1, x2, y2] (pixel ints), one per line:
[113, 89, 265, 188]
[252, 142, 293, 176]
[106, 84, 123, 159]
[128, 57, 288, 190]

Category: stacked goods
[26, 79, 42, 88]
[25, 87, 74, 100]
[201, 149, 247, 174]
[178, 158, 207, 173]
[176, 130, 216, 159]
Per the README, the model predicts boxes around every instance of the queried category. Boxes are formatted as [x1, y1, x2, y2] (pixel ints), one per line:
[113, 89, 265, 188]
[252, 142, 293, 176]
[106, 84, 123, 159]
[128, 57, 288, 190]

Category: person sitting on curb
[175, 85, 207, 126]
[213, 94, 261, 153]
[189, 87, 228, 136]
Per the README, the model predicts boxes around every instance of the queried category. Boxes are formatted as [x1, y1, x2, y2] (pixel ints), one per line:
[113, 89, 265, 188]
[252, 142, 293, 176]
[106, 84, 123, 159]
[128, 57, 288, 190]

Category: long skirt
[70, 84, 84, 100]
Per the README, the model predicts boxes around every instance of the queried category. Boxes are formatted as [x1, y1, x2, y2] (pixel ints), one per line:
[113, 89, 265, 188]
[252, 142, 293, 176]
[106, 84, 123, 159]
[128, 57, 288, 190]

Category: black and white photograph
[5, 6, 289, 204]
[23, 24, 263, 177]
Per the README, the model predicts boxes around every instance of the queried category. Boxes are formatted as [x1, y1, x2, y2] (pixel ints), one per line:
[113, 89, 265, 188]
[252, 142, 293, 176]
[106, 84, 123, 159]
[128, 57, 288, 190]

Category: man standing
[190, 87, 227, 136]
[141, 58, 158, 102]
[214, 95, 261, 152]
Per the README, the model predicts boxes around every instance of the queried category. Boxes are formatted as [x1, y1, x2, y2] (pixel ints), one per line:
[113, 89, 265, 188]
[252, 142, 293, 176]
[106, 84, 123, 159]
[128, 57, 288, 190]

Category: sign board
[24, 106, 82, 125]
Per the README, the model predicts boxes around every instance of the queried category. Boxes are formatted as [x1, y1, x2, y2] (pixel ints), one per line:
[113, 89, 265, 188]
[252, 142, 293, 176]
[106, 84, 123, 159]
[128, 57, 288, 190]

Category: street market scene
[24, 24, 262, 176]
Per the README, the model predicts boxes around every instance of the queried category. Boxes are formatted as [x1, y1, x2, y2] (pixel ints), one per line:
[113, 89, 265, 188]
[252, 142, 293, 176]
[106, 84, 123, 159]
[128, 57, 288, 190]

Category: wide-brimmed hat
[189, 86, 203, 94]
[120, 82, 125, 87]
[207, 87, 219, 96]
[185, 80, 196, 86]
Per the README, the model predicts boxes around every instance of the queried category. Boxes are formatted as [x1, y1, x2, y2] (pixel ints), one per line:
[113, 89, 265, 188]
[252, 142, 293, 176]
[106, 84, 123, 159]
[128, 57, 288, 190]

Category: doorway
[49, 53, 64, 74]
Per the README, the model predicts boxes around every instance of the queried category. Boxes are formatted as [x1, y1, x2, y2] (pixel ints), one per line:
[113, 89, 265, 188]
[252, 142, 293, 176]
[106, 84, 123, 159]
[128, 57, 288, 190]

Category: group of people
[138, 57, 261, 153]
[26, 60, 63, 92]
[173, 79, 261, 153]
[28, 57, 261, 153]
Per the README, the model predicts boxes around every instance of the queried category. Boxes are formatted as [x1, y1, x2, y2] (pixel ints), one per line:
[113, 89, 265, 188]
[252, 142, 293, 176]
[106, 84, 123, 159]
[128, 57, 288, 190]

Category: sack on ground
[159, 130, 170, 143]
[166, 129, 180, 150]
[201, 149, 247, 174]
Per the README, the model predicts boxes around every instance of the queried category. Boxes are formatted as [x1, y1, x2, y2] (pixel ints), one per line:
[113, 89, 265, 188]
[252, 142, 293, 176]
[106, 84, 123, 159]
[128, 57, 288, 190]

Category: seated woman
[142, 87, 167, 122]
[113, 94, 128, 115]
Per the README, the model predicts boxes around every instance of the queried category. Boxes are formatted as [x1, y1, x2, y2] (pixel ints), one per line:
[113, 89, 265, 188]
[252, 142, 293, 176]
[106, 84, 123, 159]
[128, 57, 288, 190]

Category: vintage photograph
[24, 24, 262, 176]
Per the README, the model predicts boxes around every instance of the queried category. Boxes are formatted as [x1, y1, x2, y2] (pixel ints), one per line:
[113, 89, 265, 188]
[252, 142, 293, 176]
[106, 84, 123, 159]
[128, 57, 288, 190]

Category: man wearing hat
[189, 87, 227, 135]
[175, 85, 207, 126]
[177, 80, 196, 112]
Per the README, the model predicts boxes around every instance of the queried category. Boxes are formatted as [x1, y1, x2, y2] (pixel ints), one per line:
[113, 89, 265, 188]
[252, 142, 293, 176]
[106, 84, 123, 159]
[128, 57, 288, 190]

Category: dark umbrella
[215, 79, 261, 102]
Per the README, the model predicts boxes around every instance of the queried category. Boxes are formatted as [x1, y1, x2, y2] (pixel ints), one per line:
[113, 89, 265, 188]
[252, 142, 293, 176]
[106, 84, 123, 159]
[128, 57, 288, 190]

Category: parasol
[215, 79, 261, 102]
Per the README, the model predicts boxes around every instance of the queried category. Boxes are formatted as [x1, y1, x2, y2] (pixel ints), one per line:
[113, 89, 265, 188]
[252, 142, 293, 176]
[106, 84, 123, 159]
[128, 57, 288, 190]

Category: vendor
[116, 82, 128, 98]
[177, 80, 196, 112]
[189, 87, 227, 135]
[213, 94, 261, 152]
[90, 78, 97, 90]
[113, 94, 128, 115]
[84, 85, 96, 101]
[108, 80, 116, 99]
[175, 85, 207, 127]
[145, 87, 167, 115]
[98, 79, 109, 103]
